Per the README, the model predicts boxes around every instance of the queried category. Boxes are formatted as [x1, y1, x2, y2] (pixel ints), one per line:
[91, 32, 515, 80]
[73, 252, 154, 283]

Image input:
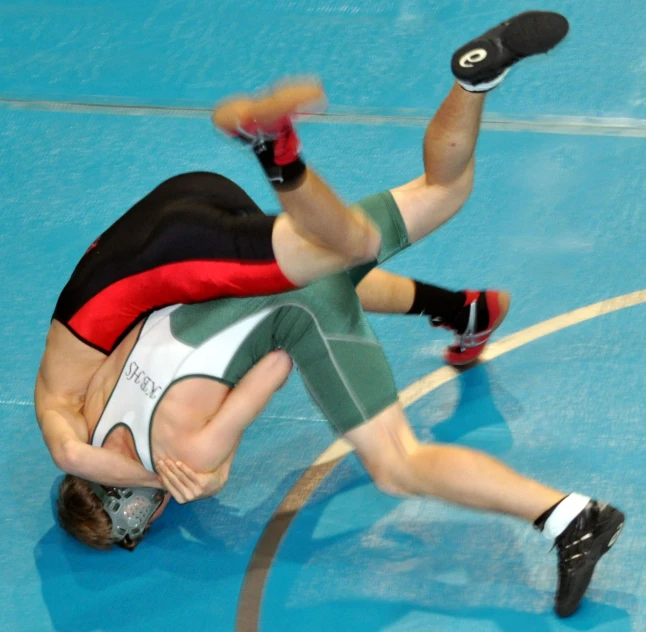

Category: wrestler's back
[82, 320, 233, 470]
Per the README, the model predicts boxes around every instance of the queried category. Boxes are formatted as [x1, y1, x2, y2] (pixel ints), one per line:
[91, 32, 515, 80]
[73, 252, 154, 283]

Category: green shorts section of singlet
[348, 190, 411, 286]
[169, 191, 409, 434]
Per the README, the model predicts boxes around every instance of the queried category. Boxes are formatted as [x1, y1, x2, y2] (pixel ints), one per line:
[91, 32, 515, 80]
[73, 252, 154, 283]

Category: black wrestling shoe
[554, 501, 624, 618]
[451, 11, 569, 92]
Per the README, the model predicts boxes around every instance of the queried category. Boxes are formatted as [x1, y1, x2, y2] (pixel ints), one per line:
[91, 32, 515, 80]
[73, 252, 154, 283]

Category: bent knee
[352, 231, 382, 266]
[339, 206, 381, 267]
[444, 161, 475, 207]
[364, 454, 416, 498]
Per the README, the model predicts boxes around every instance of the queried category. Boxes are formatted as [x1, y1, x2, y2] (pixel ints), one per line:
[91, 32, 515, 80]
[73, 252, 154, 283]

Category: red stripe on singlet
[68, 259, 297, 352]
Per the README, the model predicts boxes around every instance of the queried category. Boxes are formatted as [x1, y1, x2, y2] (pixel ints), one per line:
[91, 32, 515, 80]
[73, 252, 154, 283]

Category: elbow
[51, 439, 82, 474]
[213, 465, 231, 495]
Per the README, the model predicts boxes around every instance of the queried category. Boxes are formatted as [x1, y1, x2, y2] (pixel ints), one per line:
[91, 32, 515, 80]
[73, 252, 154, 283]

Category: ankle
[250, 122, 307, 189]
[534, 493, 590, 540]
[457, 68, 510, 93]
[407, 281, 466, 322]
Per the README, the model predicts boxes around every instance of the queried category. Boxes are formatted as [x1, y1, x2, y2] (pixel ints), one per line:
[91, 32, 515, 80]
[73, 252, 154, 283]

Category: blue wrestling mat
[0, 2, 644, 631]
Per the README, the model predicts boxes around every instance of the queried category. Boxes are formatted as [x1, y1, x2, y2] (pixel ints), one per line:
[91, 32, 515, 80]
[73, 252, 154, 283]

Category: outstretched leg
[345, 402, 624, 618]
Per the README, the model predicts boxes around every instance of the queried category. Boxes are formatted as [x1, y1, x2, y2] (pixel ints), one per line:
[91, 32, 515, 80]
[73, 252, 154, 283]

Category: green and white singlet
[91, 192, 410, 470]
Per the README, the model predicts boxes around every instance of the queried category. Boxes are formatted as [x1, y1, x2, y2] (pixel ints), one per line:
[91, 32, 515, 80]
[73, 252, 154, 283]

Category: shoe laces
[433, 301, 492, 352]
[235, 124, 274, 152]
[555, 506, 597, 572]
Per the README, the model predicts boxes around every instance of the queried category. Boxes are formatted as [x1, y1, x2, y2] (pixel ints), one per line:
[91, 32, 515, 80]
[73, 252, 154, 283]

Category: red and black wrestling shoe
[212, 81, 326, 184]
[232, 116, 301, 169]
[434, 290, 510, 366]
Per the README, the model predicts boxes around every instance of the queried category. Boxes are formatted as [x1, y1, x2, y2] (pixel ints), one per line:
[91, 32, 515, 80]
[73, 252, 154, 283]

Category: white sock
[543, 493, 591, 541]
[457, 68, 511, 93]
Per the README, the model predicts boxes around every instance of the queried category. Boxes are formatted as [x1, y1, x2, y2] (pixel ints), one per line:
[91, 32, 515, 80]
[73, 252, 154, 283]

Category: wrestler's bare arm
[35, 323, 160, 487]
[36, 390, 160, 487]
[158, 351, 293, 502]
[35, 324, 99, 462]
[195, 350, 293, 468]
[39, 406, 160, 486]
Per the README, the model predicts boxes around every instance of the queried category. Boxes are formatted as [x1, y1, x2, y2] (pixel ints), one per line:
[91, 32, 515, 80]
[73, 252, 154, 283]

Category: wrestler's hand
[156, 459, 227, 503]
